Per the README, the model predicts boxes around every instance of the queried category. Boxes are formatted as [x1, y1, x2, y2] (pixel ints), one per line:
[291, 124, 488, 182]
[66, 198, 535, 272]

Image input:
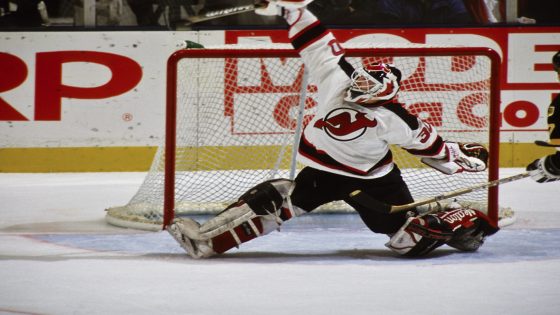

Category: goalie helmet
[344, 63, 402, 105]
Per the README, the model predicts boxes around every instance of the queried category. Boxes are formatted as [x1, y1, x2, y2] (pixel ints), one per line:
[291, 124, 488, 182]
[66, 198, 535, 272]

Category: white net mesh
[106, 44, 500, 231]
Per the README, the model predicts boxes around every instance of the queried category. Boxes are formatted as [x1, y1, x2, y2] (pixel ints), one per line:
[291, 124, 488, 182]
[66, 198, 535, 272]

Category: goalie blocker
[421, 142, 489, 175]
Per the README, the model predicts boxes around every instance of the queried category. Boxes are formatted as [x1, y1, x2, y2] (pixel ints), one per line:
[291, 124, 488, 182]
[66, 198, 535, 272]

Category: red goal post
[106, 44, 502, 231]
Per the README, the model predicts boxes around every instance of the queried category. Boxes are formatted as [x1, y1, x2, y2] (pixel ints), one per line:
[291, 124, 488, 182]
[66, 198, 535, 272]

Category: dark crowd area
[0, 0, 558, 30]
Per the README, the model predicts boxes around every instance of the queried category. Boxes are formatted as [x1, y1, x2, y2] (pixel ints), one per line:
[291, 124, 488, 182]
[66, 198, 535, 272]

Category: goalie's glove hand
[526, 154, 560, 183]
[446, 142, 489, 172]
[421, 142, 489, 175]
[254, 0, 314, 16]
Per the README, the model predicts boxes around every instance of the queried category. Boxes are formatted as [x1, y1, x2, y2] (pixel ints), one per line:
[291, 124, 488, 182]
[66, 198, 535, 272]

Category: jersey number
[328, 39, 344, 56]
[417, 124, 434, 143]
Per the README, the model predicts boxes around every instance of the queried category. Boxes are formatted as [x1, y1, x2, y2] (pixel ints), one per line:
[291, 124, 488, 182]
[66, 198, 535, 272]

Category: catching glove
[422, 142, 489, 175]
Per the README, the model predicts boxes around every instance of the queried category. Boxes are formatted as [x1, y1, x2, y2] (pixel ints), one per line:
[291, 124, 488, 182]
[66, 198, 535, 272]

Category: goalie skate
[167, 218, 216, 259]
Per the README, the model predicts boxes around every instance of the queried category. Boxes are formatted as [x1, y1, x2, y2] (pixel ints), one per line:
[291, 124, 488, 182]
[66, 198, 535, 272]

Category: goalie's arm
[420, 142, 489, 175]
[403, 122, 488, 175]
[378, 109, 488, 175]
[257, 1, 354, 88]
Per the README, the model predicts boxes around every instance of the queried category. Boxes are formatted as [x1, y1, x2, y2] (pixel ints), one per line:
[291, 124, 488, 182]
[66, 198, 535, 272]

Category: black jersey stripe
[298, 134, 393, 176]
[338, 56, 356, 78]
[291, 21, 328, 51]
[383, 102, 420, 130]
[406, 136, 445, 157]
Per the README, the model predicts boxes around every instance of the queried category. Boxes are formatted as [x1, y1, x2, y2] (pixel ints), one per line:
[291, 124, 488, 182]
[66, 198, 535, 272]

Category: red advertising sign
[225, 27, 560, 140]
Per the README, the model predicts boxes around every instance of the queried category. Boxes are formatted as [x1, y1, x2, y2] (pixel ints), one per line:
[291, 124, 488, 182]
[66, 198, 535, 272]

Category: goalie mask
[344, 63, 402, 105]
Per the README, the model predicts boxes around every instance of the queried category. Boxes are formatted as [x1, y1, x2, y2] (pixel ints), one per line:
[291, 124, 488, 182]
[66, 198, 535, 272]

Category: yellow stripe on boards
[0, 147, 157, 172]
[0, 143, 555, 172]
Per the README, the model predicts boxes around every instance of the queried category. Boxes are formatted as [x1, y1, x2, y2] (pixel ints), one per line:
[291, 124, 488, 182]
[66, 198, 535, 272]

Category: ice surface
[1, 169, 559, 315]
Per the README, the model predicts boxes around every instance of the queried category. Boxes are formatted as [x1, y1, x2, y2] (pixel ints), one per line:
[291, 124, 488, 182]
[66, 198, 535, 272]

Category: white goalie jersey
[285, 8, 447, 179]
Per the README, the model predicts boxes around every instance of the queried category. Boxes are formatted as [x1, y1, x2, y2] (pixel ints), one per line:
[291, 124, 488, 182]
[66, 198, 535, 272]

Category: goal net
[106, 44, 502, 231]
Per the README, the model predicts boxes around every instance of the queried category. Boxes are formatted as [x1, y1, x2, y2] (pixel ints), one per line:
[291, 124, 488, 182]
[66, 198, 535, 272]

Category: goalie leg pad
[386, 215, 448, 257]
[170, 179, 299, 258]
[167, 218, 216, 259]
[386, 207, 499, 256]
[442, 208, 499, 252]
[201, 203, 298, 256]
[238, 179, 294, 215]
[169, 204, 294, 258]
[209, 209, 284, 254]
[199, 179, 295, 238]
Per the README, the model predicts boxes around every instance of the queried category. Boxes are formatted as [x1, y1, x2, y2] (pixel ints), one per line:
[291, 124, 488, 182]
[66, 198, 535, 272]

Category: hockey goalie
[168, 0, 500, 258]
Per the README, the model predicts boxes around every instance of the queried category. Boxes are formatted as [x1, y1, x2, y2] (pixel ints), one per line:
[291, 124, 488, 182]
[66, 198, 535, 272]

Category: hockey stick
[535, 140, 560, 148]
[348, 172, 530, 214]
[183, 4, 264, 26]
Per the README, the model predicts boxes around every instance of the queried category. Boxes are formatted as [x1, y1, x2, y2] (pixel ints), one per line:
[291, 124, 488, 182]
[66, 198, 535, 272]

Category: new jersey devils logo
[313, 108, 377, 141]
